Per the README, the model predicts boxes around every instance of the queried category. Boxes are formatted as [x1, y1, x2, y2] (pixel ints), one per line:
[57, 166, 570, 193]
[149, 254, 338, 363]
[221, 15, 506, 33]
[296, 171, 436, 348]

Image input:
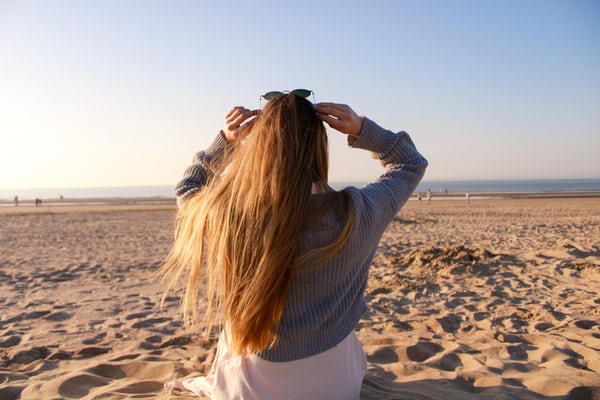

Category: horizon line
[2, 177, 600, 192]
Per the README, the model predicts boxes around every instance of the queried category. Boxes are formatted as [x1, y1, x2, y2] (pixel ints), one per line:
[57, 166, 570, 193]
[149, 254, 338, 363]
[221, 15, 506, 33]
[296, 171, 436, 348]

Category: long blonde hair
[159, 95, 354, 355]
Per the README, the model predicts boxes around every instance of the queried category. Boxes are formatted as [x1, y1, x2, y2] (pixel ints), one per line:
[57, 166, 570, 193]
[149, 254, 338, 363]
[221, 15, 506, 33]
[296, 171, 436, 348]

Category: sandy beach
[1, 197, 599, 399]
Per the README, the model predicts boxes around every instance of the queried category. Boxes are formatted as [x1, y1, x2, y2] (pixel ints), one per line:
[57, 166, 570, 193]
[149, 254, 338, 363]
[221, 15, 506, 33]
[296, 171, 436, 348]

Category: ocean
[1, 179, 600, 201]
[413, 179, 600, 195]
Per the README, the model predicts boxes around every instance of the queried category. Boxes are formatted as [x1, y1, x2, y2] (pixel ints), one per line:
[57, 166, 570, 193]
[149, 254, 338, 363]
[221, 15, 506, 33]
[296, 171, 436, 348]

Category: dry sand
[0, 198, 599, 399]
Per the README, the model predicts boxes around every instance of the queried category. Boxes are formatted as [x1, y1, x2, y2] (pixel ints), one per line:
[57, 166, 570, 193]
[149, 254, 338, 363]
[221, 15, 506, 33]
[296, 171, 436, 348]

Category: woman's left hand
[223, 107, 260, 142]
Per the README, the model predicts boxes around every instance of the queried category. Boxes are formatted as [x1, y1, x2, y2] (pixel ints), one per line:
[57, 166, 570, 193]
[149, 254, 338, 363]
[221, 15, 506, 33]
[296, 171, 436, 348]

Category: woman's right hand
[222, 106, 260, 142]
[314, 103, 363, 137]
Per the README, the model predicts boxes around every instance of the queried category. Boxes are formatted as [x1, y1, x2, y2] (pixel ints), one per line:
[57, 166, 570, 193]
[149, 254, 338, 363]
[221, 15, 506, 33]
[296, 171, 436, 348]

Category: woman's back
[260, 117, 428, 362]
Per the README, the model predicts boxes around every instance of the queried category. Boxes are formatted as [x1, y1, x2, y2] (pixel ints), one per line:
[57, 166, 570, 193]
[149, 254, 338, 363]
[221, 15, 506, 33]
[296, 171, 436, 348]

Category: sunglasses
[260, 89, 315, 106]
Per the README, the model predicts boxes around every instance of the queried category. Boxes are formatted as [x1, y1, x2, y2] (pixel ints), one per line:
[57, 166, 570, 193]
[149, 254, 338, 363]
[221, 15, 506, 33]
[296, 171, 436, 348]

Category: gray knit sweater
[175, 117, 428, 362]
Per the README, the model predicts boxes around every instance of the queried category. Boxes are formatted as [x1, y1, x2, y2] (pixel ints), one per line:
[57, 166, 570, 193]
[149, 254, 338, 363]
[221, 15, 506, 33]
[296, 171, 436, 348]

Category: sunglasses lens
[262, 89, 313, 103]
[291, 89, 311, 98]
[262, 91, 283, 100]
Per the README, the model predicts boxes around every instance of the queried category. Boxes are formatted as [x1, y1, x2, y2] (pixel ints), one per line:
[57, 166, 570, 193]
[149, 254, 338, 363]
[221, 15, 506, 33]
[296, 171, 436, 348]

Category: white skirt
[166, 331, 367, 399]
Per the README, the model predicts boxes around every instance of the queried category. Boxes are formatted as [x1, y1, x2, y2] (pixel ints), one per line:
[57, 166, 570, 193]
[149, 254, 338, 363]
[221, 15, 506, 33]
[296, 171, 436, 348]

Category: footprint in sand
[6, 346, 50, 365]
[159, 335, 193, 348]
[473, 311, 491, 321]
[435, 353, 463, 371]
[110, 380, 165, 395]
[534, 322, 554, 331]
[110, 353, 141, 362]
[502, 344, 529, 361]
[563, 357, 591, 371]
[0, 386, 24, 400]
[163, 296, 179, 303]
[45, 311, 72, 322]
[406, 341, 444, 362]
[444, 297, 466, 309]
[57, 373, 111, 398]
[22, 310, 51, 320]
[145, 335, 163, 344]
[125, 312, 151, 321]
[57, 361, 174, 396]
[568, 387, 600, 400]
[0, 335, 22, 348]
[88, 364, 126, 379]
[495, 332, 531, 345]
[82, 332, 107, 345]
[129, 317, 171, 329]
[75, 346, 111, 359]
[139, 335, 163, 350]
[436, 314, 462, 333]
[48, 350, 74, 360]
[574, 320, 597, 330]
[367, 347, 400, 364]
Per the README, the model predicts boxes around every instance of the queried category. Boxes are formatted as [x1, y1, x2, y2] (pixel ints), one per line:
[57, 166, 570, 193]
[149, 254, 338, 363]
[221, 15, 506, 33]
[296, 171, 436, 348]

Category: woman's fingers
[315, 102, 362, 137]
[316, 112, 344, 130]
[226, 107, 255, 126]
[223, 107, 260, 142]
[315, 103, 350, 119]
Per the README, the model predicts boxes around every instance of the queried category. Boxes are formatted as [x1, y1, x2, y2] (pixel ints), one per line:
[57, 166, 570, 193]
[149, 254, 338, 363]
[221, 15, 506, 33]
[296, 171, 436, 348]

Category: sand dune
[1, 198, 599, 399]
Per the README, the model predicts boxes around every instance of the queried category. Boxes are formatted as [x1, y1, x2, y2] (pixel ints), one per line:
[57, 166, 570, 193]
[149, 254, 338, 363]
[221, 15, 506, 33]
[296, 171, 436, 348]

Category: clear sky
[1, 0, 599, 190]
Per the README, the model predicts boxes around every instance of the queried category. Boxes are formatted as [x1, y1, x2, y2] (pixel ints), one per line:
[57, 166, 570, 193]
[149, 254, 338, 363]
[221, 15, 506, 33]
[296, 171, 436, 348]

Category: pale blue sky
[1, 0, 599, 189]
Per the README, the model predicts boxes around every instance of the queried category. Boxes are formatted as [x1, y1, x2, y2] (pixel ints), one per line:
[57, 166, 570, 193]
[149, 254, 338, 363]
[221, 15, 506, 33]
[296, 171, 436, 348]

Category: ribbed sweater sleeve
[347, 117, 428, 244]
[173, 132, 230, 206]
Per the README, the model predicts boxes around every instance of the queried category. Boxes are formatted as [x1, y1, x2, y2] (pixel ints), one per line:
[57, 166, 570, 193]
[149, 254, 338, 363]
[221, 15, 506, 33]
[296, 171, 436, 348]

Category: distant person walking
[159, 92, 427, 399]
[426, 188, 432, 201]
[14, 196, 18, 207]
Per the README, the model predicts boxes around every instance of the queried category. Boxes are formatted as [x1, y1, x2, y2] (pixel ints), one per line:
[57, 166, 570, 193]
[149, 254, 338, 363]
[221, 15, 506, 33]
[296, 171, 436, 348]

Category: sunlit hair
[158, 94, 354, 355]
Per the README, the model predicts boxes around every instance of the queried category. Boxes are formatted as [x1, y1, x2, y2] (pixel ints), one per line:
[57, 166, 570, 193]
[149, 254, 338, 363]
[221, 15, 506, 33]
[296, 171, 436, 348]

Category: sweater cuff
[208, 130, 230, 156]
[194, 131, 231, 164]
[348, 117, 390, 156]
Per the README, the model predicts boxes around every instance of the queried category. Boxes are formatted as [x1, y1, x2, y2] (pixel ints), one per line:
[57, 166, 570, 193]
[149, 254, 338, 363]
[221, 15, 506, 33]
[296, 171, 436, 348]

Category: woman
[160, 93, 427, 399]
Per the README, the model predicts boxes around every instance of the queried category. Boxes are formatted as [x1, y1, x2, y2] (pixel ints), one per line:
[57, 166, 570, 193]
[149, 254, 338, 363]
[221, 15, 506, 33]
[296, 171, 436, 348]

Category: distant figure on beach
[427, 188, 432, 201]
[158, 91, 427, 398]
[14, 196, 18, 206]
[466, 192, 470, 202]
[418, 192, 422, 202]
[35, 198, 42, 207]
